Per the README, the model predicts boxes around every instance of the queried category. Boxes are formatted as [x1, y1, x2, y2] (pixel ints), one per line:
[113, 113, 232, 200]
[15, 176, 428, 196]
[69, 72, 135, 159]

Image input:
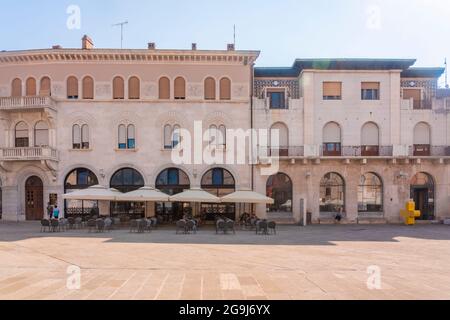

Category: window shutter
[323, 123, 341, 143]
[12, 78, 22, 97]
[127, 125, 135, 140]
[361, 123, 379, 145]
[204, 78, 216, 100]
[219, 125, 227, 146]
[362, 82, 380, 90]
[16, 122, 29, 138]
[34, 121, 49, 146]
[128, 77, 140, 99]
[159, 77, 170, 99]
[220, 78, 231, 100]
[118, 125, 127, 144]
[73, 125, 81, 144]
[67, 76, 78, 98]
[81, 125, 89, 143]
[174, 77, 186, 99]
[164, 125, 172, 147]
[414, 123, 431, 145]
[113, 77, 125, 99]
[82, 76, 94, 99]
[323, 82, 341, 97]
[26, 78, 36, 96]
[40, 77, 51, 96]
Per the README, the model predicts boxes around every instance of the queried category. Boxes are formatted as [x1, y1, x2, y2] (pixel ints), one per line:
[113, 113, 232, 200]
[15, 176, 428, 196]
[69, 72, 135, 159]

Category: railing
[258, 146, 304, 158]
[320, 145, 394, 157]
[0, 96, 55, 110]
[0, 147, 59, 161]
[409, 145, 450, 157]
[402, 98, 433, 110]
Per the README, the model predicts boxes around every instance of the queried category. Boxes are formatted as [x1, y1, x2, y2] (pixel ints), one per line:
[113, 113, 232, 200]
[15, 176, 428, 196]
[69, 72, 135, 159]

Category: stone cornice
[0, 49, 260, 66]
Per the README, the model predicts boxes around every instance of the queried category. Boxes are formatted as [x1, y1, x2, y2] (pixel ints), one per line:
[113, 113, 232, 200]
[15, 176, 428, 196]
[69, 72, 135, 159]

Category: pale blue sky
[1, 0, 449, 85]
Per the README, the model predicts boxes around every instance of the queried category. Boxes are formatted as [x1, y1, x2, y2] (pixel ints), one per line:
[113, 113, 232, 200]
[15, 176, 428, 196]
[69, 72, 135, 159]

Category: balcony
[402, 98, 433, 110]
[0, 147, 59, 162]
[409, 145, 450, 157]
[0, 96, 56, 111]
[320, 145, 394, 157]
[258, 146, 304, 158]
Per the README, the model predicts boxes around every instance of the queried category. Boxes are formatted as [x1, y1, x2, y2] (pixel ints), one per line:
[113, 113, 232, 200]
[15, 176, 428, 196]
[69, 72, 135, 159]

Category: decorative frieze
[254, 79, 300, 99]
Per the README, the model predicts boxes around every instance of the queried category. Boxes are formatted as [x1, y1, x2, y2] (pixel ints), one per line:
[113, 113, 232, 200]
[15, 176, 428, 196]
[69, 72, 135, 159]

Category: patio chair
[67, 217, 76, 229]
[104, 218, 113, 232]
[256, 220, 268, 235]
[216, 220, 226, 234]
[87, 219, 97, 233]
[75, 217, 83, 229]
[268, 221, 277, 235]
[129, 220, 138, 233]
[226, 220, 236, 234]
[176, 220, 187, 234]
[59, 218, 69, 232]
[145, 219, 153, 232]
[137, 220, 148, 233]
[96, 219, 105, 233]
[186, 220, 197, 234]
[50, 219, 60, 233]
[40, 219, 50, 233]
[150, 217, 158, 229]
[112, 218, 121, 229]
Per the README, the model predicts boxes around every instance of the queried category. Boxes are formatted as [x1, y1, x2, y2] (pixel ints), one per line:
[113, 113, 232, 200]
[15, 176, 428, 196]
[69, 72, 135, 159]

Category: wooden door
[25, 176, 44, 221]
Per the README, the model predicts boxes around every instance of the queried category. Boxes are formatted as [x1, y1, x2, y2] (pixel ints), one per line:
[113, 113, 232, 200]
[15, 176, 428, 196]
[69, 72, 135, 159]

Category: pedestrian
[47, 203, 53, 220]
[53, 205, 60, 220]
[335, 207, 343, 224]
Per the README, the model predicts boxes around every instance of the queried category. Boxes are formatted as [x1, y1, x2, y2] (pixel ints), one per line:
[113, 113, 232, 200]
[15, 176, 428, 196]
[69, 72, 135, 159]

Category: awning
[221, 190, 275, 204]
[115, 187, 169, 202]
[169, 188, 220, 203]
[62, 185, 122, 201]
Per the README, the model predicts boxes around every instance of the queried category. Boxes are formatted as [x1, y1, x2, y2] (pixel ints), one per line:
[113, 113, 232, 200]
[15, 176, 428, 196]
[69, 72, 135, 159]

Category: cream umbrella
[221, 190, 275, 204]
[115, 187, 169, 202]
[169, 188, 220, 203]
[62, 185, 122, 201]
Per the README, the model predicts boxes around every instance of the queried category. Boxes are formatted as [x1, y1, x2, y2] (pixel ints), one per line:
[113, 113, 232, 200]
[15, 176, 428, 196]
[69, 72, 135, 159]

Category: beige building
[0, 36, 449, 224]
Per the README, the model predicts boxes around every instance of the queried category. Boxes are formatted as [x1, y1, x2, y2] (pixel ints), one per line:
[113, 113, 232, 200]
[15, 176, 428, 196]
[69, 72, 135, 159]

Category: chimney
[191, 43, 197, 51]
[148, 42, 156, 50]
[82, 35, 94, 50]
[227, 43, 235, 51]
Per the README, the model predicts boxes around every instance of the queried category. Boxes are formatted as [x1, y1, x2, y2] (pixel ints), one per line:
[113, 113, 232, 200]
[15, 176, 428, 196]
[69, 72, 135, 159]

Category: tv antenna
[233, 24, 236, 46]
[445, 58, 449, 89]
[112, 21, 128, 49]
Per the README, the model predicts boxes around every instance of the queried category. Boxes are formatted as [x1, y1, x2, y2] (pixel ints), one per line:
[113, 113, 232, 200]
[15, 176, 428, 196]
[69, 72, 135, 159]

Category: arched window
[323, 122, 342, 156]
[82, 76, 94, 99]
[267, 173, 293, 213]
[11, 78, 22, 97]
[67, 76, 79, 99]
[128, 76, 140, 99]
[410, 172, 435, 220]
[413, 122, 431, 156]
[174, 77, 186, 100]
[15, 121, 29, 147]
[220, 77, 231, 100]
[118, 124, 135, 149]
[201, 168, 236, 220]
[40, 77, 51, 96]
[156, 168, 191, 221]
[65, 168, 99, 217]
[26, 77, 36, 96]
[358, 173, 383, 213]
[270, 122, 289, 156]
[361, 122, 380, 156]
[81, 124, 90, 149]
[72, 125, 81, 149]
[204, 77, 216, 100]
[219, 125, 226, 147]
[163, 124, 181, 149]
[320, 173, 345, 213]
[159, 77, 170, 99]
[209, 125, 218, 146]
[113, 76, 125, 99]
[110, 168, 146, 219]
[34, 121, 49, 147]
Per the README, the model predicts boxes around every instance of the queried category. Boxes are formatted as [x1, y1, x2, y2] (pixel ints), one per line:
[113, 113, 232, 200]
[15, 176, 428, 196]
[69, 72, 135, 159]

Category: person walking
[53, 205, 60, 220]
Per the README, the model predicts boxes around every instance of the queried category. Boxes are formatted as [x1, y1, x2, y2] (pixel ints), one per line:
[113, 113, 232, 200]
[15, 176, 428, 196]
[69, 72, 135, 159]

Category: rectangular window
[267, 90, 286, 109]
[323, 82, 342, 100]
[361, 82, 380, 100]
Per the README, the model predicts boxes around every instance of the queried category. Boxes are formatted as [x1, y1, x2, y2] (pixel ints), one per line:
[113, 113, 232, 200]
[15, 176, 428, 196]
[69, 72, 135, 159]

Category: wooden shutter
[72, 125, 81, 145]
[81, 125, 89, 143]
[34, 121, 49, 146]
[118, 125, 127, 144]
[414, 123, 431, 145]
[220, 78, 231, 100]
[204, 77, 216, 100]
[67, 76, 78, 98]
[323, 82, 341, 97]
[113, 77, 124, 99]
[82, 76, 94, 99]
[159, 77, 170, 99]
[12, 78, 22, 97]
[323, 122, 341, 143]
[26, 78, 36, 96]
[174, 77, 186, 99]
[361, 122, 379, 145]
[40, 77, 51, 96]
[362, 82, 380, 90]
[164, 125, 172, 147]
[128, 77, 140, 99]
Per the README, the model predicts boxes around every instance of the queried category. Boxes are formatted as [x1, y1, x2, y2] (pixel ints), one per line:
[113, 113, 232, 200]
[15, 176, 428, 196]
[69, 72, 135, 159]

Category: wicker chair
[137, 220, 148, 233]
[216, 220, 226, 234]
[226, 220, 236, 234]
[268, 221, 277, 235]
[87, 219, 97, 233]
[256, 220, 268, 235]
[40, 219, 50, 233]
[186, 220, 197, 234]
[104, 218, 113, 232]
[67, 217, 76, 229]
[75, 217, 83, 229]
[176, 220, 187, 234]
[96, 219, 105, 233]
[50, 219, 60, 233]
[129, 220, 138, 233]
[59, 219, 69, 232]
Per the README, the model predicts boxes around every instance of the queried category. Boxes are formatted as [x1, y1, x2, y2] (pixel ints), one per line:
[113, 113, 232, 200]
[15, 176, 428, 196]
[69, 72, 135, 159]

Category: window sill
[69, 149, 93, 152]
[114, 148, 139, 152]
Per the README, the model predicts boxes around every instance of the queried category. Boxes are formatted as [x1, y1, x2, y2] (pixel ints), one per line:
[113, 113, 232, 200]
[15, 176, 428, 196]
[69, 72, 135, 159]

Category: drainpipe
[250, 62, 255, 191]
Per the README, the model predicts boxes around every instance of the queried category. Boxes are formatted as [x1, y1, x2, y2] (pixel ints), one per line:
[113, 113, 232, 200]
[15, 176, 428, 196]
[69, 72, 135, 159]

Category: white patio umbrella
[169, 188, 220, 203]
[220, 190, 275, 204]
[115, 187, 169, 202]
[62, 185, 122, 201]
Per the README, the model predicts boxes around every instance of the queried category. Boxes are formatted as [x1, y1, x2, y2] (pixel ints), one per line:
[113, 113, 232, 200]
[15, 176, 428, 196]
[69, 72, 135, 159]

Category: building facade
[0, 37, 449, 224]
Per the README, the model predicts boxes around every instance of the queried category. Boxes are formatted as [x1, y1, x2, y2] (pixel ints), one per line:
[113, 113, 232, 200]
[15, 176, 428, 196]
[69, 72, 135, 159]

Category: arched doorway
[320, 172, 345, 214]
[410, 172, 435, 220]
[110, 168, 145, 219]
[267, 173, 293, 214]
[156, 168, 190, 222]
[25, 176, 44, 221]
[201, 168, 236, 221]
[358, 173, 383, 215]
[64, 168, 99, 218]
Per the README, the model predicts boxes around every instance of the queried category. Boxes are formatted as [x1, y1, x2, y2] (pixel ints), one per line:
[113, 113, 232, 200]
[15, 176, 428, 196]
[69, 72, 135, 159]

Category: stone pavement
[0, 222, 450, 300]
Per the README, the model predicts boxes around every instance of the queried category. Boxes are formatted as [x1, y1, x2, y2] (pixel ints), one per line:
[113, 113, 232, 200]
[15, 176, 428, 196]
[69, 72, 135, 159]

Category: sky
[0, 0, 449, 86]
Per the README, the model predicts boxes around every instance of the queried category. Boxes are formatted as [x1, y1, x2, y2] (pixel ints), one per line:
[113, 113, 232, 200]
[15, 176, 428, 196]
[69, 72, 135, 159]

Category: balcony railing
[402, 98, 433, 110]
[0, 147, 59, 161]
[0, 96, 55, 111]
[258, 146, 304, 158]
[409, 145, 450, 157]
[320, 145, 394, 157]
